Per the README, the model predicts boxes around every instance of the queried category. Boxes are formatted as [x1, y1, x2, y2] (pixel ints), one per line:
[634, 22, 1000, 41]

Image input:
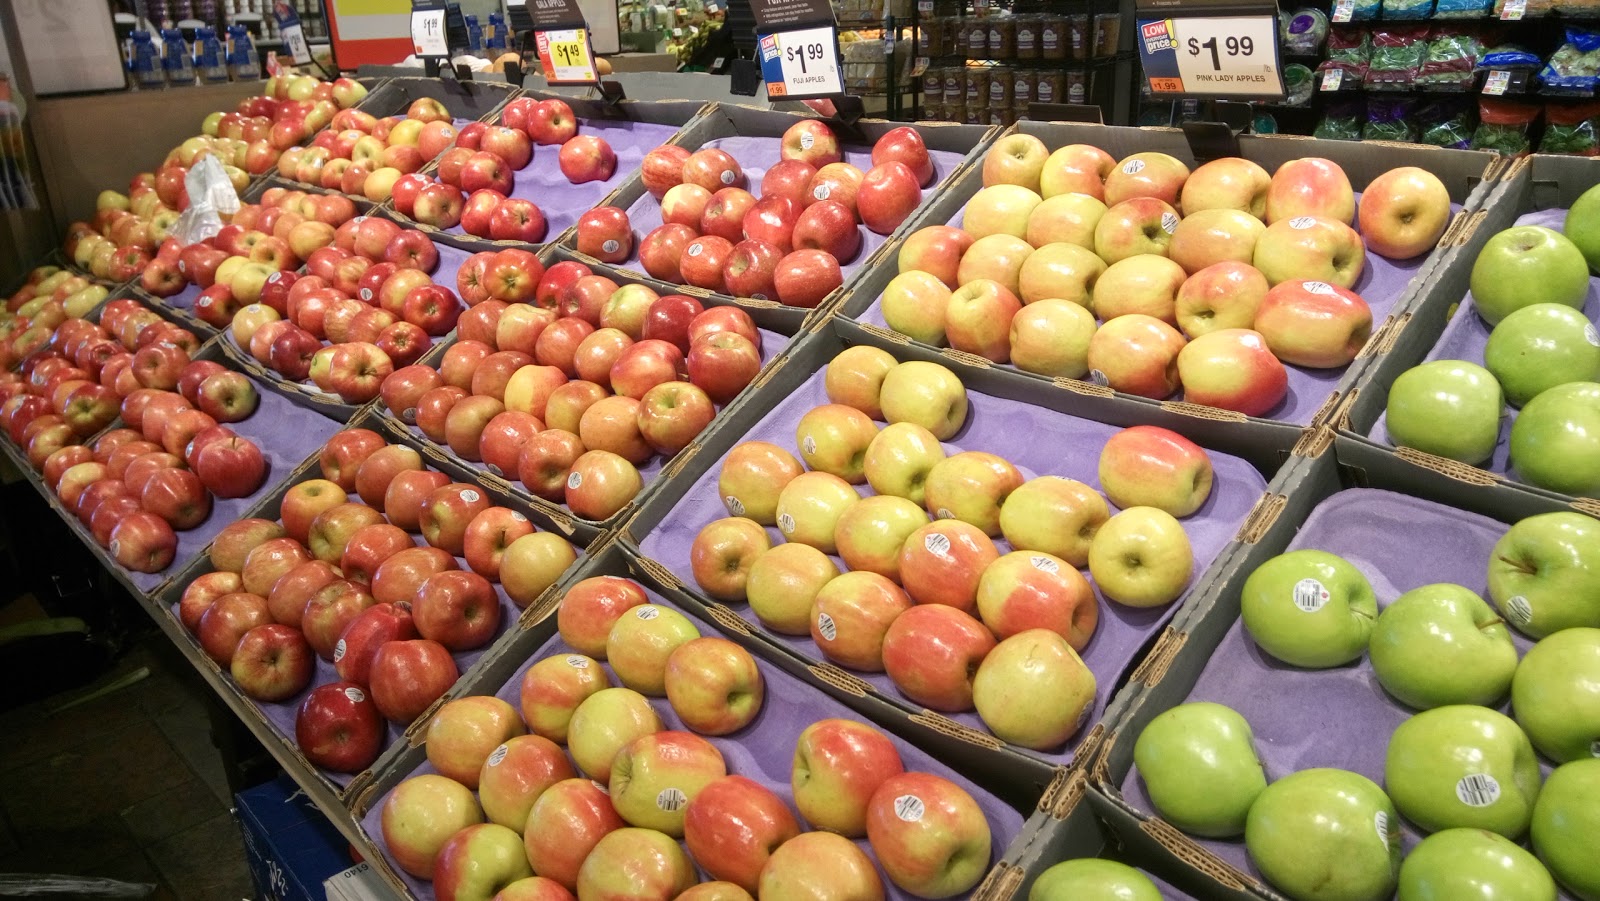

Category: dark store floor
[0, 453, 271, 900]
[0, 598, 257, 900]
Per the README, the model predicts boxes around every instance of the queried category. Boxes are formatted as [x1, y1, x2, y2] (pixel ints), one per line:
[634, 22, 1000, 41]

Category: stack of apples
[378, 255, 765, 522]
[1129, 507, 1600, 901]
[1384, 184, 1600, 498]
[1, 302, 273, 574]
[139, 184, 360, 303]
[689, 348, 1211, 751]
[881, 136, 1455, 417]
[376, 575, 997, 900]
[0, 268, 111, 368]
[621, 119, 937, 308]
[220, 215, 458, 405]
[172, 427, 577, 769]
[278, 95, 463, 203]
[218, 74, 370, 175]
[390, 97, 619, 238]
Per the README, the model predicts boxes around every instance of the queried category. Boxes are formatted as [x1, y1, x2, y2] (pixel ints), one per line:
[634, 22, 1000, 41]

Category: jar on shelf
[1015, 15, 1040, 60]
[961, 20, 985, 58]
[1065, 69, 1088, 103]
[1093, 14, 1121, 57]
[942, 66, 964, 103]
[964, 105, 984, 125]
[988, 17, 1015, 59]
[922, 68, 943, 98]
[1036, 69, 1065, 104]
[964, 66, 990, 107]
[1012, 68, 1036, 107]
[1066, 15, 1090, 61]
[946, 99, 966, 122]
[919, 18, 945, 56]
[990, 106, 1015, 126]
[988, 65, 1014, 108]
[1041, 15, 1066, 60]
[924, 100, 944, 121]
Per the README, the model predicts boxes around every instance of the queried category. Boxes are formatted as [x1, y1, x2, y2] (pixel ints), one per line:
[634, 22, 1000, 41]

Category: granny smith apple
[1484, 303, 1600, 407]
[1530, 758, 1600, 900]
[1397, 827, 1557, 901]
[1385, 360, 1504, 465]
[1469, 226, 1591, 326]
[1511, 626, 1600, 763]
[1564, 181, 1600, 271]
[1487, 510, 1600, 638]
[1244, 768, 1400, 901]
[1509, 381, 1600, 496]
[1133, 701, 1267, 838]
[1384, 705, 1543, 838]
[1369, 583, 1518, 710]
[1240, 549, 1377, 668]
[1029, 859, 1162, 901]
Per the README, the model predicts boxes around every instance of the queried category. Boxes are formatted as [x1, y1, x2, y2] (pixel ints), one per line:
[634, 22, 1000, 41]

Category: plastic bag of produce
[1364, 96, 1419, 140]
[1418, 29, 1484, 89]
[1281, 8, 1331, 53]
[1539, 28, 1600, 94]
[1435, 0, 1492, 18]
[1382, 0, 1436, 20]
[1315, 98, 1367, 139]
[1468, 97, 1540, 153]
[1537, 100, 1600, 153]
[1365, 25, 1430, 89]
[1416, 99, 1477, 147]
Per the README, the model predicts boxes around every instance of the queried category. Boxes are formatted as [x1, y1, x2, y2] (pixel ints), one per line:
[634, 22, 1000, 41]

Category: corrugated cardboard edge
[942, 348, 994, 369]
[910, 710, 1008, 751]
[1053, 376, 1115, 398]
[1572, 497, 1600, 519]
[1374, 313, 1411, 356]
[1235, 492, 1288, 544]
[1126, 627, 1187, 688]
[972, 861, 1025, 901]
[1291, 424, 1335, 459]
[633, 554, 686, 592]
[809, 662, 872, 698]
[1141, 815, 1256, 893]
[1157, 400, 1248, 423]
[1394, 447, 1499, 487]
[1039, 764, 1089, 820]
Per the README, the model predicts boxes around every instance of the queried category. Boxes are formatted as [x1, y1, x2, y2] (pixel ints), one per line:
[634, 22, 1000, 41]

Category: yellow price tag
[537, 28, 599, 84]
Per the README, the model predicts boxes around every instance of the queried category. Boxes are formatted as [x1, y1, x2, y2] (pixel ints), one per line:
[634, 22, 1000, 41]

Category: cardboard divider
[213, 233, 476, 423]
[557, 102, 999, 322]
[835, 121, 1500, 441]
[350, 539, 1029, 901]
[1086, 439, 1582, 901]
[353, 76, 519, 126]
[153, 406, 594, 804]
[1336, 154, 1600, 514]
[380, 95, 712, 254]
[617, 318, 1284, 803]
[375, 257, 811, 537]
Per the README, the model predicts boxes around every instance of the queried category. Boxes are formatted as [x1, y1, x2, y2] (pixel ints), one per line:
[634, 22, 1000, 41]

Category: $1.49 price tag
[757, 25, 843, 100]
[1136, 16, 1283, 97]
[536, 28, 598, 84]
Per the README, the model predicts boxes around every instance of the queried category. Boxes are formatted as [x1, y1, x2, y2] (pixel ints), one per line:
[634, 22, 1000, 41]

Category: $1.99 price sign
[757, 25, 843, 100]
[536, 27, 599, 84]
[1136, 16, 1283, 97]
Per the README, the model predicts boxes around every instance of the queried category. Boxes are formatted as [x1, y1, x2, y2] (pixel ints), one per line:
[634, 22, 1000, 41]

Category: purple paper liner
[169, 490, 580, 788]
[357, 585, 1027, 901]
[615, 136, 970, 283]
[1117, 488, 1571, 896]
[855, 195, 1455, 428]
[436, 118, 686, 244]
[636, 363, 1269, 762]
[219, 238, 475, 396]
[123, 369, 344, 592]
[398, 325, 790, 517]
[1368, 207, 1600, 483]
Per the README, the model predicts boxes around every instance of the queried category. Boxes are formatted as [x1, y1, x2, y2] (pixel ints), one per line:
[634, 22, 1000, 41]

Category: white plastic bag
[169, 153, 241, 246]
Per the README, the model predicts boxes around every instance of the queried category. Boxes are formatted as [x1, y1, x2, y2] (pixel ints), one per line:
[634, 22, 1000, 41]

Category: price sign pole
[527, 0, 599, 85]
[272, 1, 312, 66]
[750, 0, 846, 102]
[410, 0, 455, 76]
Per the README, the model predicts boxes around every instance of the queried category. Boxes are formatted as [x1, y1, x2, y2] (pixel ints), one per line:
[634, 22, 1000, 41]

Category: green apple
[1029, 859, 1162, 901]
[1385, 360, 1504, 465]
[1086, 506, 1193, 607]
[1509, 381, 1600, 497]
[1564, 181, 1600, 271]
[1133, 701, 1266, 838]
[1369, 583, 1518, 710]
[1530, 759, 1600, 900]
[1245, 768, 1400, 901]
[1487, 511, 1600, 638]
[1384, 705, 1543, 839]
[1511, 627, 1600, 763]
[863, 421, 948, 506]
[1397, 827, 1556, 901]
[878, 361, 969, 441]
[1469, 226, 1590, 326]
[972, 629, 1096, 750]
[1484, 304, 1600, 407]
[1240, 549, 1376, 668]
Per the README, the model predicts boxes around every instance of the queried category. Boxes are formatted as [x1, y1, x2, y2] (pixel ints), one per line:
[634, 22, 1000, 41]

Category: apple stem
[1497, 555, 1536, 576]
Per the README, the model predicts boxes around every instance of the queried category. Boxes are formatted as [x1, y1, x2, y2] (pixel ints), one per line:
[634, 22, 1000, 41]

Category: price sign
[1136, 16, 1283, 97]
[1331, 0, 1354, 20]
[1500, 0, 1526, 19]
[535, 27, 599, 83]
[757, 25, 844, 100]
[917, 0, 933, 9]
[272, 2, 312, 64]
[1320, 68, 1343, 90]
[411, 8, 449, 57]
[1483, 69, 1511, 95]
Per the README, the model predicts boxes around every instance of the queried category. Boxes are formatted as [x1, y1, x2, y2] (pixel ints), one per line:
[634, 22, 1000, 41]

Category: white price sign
[411, 9, 448, 56]
[1137, 16, 1283, 97]
[1320, 68, 1343, 90]
[1331, 0, 1354, 20]
[1483, 70, 1511, 95]
[281, 23, 311, 64]
[758, 25, 844, 99]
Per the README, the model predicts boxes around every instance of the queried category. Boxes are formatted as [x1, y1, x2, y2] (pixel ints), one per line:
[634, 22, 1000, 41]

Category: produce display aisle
[3, 69, 1598, 901]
